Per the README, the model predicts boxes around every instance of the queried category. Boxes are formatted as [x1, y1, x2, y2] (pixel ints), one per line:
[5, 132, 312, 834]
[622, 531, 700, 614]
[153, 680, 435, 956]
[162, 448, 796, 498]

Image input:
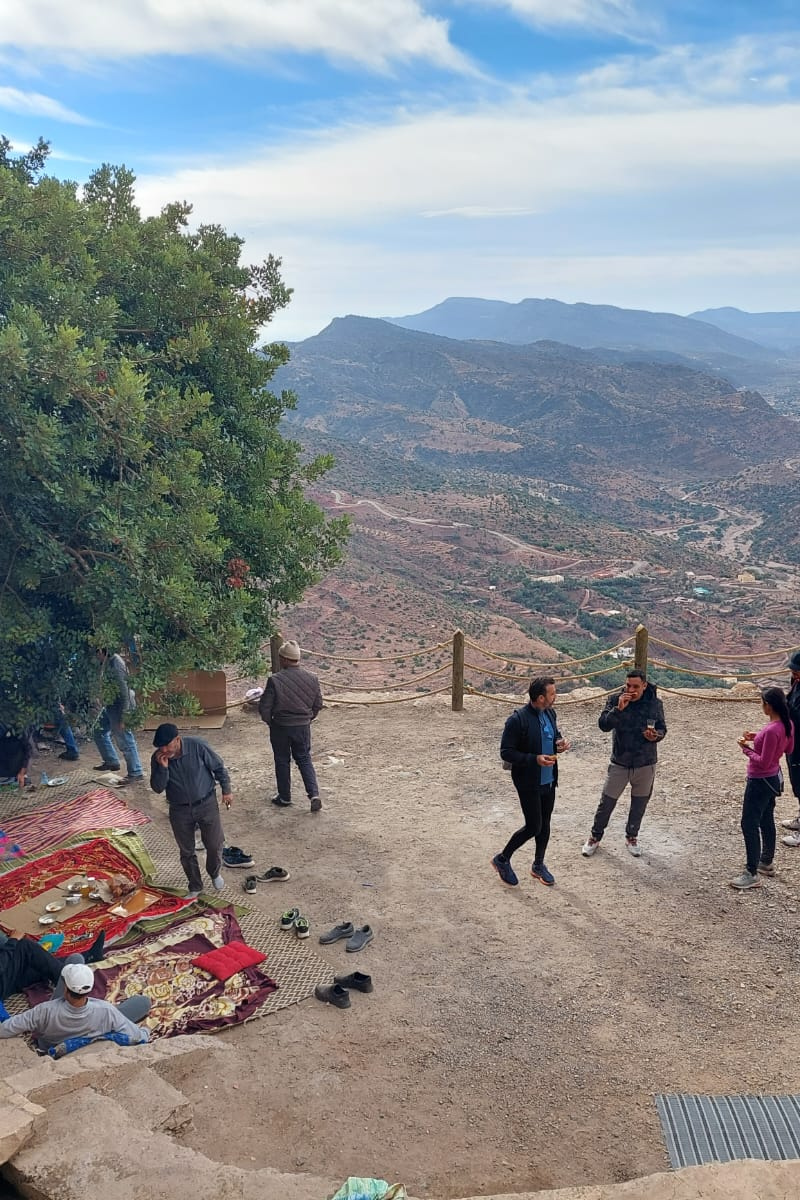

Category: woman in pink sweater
[731, 687, 795, 890]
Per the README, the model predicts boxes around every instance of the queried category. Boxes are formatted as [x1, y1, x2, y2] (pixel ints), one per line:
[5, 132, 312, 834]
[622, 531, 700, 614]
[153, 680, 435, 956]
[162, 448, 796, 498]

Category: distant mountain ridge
[689, 307, 800, 354]
[278, 315, 795, 483]
[387, 296, 775, 364]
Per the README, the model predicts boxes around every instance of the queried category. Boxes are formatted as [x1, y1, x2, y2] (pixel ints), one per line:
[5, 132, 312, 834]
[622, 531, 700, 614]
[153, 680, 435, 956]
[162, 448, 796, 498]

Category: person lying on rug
[149, 723, 232, 899]
[0, 962, 150, 1051]
[0, 928, 107, 1001]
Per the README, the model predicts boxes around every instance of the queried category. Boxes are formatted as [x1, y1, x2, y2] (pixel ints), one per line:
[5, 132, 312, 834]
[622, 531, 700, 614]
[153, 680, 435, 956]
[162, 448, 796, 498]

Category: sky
[2, 1, 800, 340]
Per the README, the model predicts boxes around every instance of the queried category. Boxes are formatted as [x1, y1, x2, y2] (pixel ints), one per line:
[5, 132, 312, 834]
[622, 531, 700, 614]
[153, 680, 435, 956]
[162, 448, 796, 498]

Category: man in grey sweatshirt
[149, 723, 232, 898]
[0, 962, 149, 1051]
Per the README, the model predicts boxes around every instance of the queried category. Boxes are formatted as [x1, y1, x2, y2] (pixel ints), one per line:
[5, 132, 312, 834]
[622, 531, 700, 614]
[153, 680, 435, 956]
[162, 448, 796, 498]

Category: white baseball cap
[61, 963, 94, 995]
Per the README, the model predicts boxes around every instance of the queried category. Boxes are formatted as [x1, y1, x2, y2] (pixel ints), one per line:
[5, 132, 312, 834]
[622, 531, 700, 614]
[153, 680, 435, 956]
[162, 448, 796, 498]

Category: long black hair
[762, 687, 792, 738]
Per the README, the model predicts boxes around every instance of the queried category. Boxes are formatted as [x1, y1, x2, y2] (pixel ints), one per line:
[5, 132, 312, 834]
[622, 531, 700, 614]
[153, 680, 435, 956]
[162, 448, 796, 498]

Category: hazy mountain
[689, 307, 800, 354]
[387, 297, 775, 363]
[279, 316, 794, 483]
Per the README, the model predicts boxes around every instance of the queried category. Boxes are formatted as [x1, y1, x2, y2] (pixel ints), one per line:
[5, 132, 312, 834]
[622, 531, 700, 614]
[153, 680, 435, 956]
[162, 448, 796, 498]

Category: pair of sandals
[242, 867, 290, 893]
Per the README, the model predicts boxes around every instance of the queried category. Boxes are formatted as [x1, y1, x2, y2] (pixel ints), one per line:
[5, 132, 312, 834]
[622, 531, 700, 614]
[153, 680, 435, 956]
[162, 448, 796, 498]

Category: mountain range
[689, 307, 800, 354]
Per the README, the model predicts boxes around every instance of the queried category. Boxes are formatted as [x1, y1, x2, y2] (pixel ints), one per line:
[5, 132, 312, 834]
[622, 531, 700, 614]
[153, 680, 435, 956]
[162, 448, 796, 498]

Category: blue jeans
[93, 707, 143, 777]
[269, 724, 319, 802]
[55, 711, 79, 757]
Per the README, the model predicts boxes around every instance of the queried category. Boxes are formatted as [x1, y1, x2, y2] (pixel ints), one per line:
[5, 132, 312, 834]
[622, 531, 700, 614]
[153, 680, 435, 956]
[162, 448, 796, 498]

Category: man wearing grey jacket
[150, 723, 232, 897]
[259, 640, 323, 812]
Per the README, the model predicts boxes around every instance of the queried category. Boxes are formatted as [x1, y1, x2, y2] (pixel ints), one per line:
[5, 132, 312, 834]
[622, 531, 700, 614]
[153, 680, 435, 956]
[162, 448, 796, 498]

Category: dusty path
[139, 692, 800, 1198]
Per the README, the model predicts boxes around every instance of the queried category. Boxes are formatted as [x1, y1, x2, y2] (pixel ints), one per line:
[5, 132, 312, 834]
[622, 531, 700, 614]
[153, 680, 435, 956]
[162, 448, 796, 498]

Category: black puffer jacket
[598, 683, 666, 768]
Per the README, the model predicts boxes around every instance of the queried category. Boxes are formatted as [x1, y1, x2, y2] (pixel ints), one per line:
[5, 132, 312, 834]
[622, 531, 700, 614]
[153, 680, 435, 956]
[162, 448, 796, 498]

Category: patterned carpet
[1, 770, 331, 1021]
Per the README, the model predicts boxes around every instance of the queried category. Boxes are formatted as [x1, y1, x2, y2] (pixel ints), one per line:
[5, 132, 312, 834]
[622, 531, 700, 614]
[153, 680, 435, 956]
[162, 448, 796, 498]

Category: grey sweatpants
[590, 763, 656, 841]
[168, 794, 224, 892]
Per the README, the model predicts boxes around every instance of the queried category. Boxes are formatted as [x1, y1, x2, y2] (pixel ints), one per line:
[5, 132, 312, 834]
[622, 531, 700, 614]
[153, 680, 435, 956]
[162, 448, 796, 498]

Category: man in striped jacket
[258, 641, 324, 813]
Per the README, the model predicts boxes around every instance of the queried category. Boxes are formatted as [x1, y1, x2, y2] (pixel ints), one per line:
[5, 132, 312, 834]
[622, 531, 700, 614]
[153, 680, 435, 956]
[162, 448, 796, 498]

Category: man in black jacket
[492, 676, 570, 888]
[258, 640, 323, 813]
[582, 669, 667, 858]
[779, 651, 800, 846]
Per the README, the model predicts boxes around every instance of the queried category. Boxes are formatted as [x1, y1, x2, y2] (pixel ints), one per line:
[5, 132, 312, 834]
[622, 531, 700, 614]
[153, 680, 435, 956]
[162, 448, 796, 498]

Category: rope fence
[218, 624, 797, 712]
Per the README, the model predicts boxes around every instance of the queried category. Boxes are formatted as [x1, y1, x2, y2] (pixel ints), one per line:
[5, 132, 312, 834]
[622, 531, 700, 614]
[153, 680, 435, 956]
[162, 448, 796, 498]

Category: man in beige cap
[259, 640, 323, 812]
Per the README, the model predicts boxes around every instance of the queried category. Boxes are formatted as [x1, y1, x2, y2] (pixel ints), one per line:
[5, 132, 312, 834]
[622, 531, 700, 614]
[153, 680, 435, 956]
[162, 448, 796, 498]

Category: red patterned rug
[0, 787, 150, 858]
[0, 836, 192, 955]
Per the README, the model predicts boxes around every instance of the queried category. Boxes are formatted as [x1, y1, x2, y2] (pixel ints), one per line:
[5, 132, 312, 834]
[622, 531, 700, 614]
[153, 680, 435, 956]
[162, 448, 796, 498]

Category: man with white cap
[0, 962, 150, 1050]
[258, 639, 323, 812]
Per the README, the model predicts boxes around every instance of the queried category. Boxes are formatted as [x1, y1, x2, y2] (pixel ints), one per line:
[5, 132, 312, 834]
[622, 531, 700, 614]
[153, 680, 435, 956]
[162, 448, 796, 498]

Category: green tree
[0, 138, 348, 725]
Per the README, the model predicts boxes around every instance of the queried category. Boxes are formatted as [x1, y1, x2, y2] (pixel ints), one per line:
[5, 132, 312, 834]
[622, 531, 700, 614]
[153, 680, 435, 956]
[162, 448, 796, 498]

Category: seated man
[0, 962, 150, 1050]
[0, 929, 106, 1000]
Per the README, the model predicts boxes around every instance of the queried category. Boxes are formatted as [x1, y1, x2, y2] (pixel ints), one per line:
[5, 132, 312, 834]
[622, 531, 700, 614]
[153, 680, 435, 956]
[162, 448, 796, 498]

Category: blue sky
[2, 1, 800, 339]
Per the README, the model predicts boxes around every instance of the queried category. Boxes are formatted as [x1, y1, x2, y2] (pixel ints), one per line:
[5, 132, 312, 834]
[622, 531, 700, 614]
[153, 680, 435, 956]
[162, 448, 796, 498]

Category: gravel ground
[129, 689, 800, 1198]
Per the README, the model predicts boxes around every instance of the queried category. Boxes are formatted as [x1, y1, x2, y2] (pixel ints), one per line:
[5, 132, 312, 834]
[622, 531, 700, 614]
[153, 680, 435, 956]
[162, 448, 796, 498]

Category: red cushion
[191, 940, 266, 982]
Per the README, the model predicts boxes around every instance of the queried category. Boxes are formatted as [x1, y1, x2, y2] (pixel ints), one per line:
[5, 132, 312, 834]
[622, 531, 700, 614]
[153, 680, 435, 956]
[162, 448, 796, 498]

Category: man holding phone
[492, 676, 570, 888]
[149, 723, 232, 898]
[582, 669, 666, 858]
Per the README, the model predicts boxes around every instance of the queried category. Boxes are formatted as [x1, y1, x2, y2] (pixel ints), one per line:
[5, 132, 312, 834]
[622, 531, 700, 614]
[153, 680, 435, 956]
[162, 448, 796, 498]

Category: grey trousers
[591, 763, 656, 841]
[168, 794, 224, 892]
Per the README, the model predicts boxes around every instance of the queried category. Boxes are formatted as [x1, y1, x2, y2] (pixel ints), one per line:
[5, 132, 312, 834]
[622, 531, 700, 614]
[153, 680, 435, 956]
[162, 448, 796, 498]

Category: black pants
[0, 939, 61, 1000]
[502, 782, 556, 864]
[741, 776, 778, 875]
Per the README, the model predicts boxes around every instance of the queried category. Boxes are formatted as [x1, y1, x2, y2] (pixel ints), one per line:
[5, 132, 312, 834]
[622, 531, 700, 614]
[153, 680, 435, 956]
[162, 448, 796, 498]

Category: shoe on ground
[491, 853, 519, 887]
[211, 874, 225, 891]
[581, 837, 600, 857]
[280, 907, 300, 931]
[295, 915, 310, 939]
[625, 837, 642, 858]
[315, 983, 351, 1009]
[729, 870, 762, 890]
[257, 867, 290, 882]
[58, 751, 79, 761]
[243, 875, 258, 894]
[94, 762, 121, 771]
[781, 831, 800, 847]
[222, 846, 255, 869]
[334, 971, 373, 993]
[319, 921, 355, 945]
[346, 925, 374, 953]
[781, 816, 800, 831]
[271, 794, 292, 808]
[310, 796, 322, 813]
[531, 862, 555, 886]
[757, 862, 776, 877]
[117, 775, 145, 788]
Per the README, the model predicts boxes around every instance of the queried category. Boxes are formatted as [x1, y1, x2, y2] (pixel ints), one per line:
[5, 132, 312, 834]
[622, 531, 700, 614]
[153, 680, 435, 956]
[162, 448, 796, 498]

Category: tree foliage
[0, 139, 348, 725]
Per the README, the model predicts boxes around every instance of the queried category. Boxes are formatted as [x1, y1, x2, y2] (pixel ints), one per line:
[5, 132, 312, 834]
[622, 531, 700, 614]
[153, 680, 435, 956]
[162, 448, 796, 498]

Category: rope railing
[246, 625, 795, 711]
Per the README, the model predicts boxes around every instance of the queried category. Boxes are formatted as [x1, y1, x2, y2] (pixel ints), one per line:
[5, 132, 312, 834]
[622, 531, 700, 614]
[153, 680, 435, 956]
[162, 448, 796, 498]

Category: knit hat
[788, 651, 800, 672]
[62, 963, 94, 995]
[278, 641, 301, 663]
[152, 722, 180, 747]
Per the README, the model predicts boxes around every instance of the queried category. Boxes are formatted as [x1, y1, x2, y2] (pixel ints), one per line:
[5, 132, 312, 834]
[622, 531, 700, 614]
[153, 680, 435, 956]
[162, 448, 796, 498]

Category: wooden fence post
[451, 630, 465, 712]
[634, 624, 649, 674]
[270, 633, 283, 674]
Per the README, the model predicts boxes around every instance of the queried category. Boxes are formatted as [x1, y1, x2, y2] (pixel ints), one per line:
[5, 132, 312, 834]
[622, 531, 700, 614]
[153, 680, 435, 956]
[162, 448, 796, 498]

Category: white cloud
[0, 0, 469, 72]
[0, 86, 92, 124]
[464, 0, 644, 36]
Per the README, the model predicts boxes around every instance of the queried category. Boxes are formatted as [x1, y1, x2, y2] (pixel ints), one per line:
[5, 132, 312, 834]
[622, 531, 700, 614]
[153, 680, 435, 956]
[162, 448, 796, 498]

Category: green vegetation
[0, 138, 348, 725]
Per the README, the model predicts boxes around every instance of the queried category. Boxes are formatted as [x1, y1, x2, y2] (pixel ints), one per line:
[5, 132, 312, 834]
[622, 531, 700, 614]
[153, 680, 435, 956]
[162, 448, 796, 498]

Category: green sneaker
[294, 915, 310, 939]
[280, 907, 300, 931]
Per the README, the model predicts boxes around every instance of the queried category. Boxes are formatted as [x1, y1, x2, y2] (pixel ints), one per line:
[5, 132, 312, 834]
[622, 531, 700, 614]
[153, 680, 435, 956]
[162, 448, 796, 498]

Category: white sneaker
[625, 837, 642, 857]
[781, 816, 800, 831]
[582, 837, 600, 857]
[781, 832, 800, 847]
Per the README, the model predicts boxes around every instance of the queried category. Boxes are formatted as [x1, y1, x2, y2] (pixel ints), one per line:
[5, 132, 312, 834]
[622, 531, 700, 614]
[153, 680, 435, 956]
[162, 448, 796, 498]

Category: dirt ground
[122, 689, 800, 1198]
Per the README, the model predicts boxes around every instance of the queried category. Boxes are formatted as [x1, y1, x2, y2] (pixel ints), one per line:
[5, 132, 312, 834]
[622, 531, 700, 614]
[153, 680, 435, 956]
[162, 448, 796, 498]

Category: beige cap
[278, 640, 301, 662]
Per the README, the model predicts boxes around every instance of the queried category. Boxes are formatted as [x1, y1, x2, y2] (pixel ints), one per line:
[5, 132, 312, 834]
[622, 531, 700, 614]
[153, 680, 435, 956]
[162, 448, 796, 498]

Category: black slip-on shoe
[334, 971, 373, 993]
[315, 983, 351, 1009]
[319, 921, 355, 945]
[271, 795, 292, 808]
[94, 762, 121, 771]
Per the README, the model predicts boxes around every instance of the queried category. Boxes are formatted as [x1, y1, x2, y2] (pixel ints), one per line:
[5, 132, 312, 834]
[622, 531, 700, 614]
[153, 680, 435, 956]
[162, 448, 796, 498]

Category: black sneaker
[257, 867, 290, 882]
[94, 762, 121, 771]
[222, 846, 255, 869]
[58, 752, 79, 762]
[271, 795, 292, 808]
[491, 853, 519, 887]
[315, 983, 351, 1009]
[310, 796, 322, 813]
[243, 876, 258, 894]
